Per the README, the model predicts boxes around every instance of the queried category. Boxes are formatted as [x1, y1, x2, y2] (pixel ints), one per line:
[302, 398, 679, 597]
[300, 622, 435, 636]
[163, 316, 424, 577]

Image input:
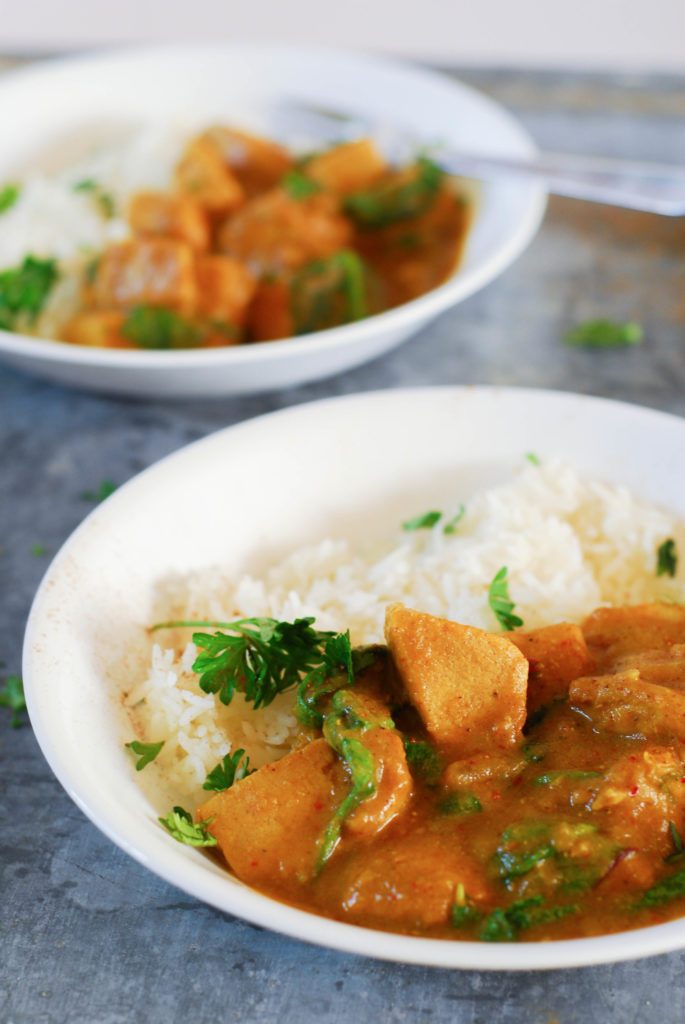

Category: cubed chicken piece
[509, 623, 592, 714]
[247, 279, 294, 341]
[385, 604, 528, 755]
[127, 191, 210, 250]
[195, 255, 256, 327]
[175, 136, 245, 214]
[92, 239, 197, 314]
[582, 604, 685, 670]
[337, 831, 491, 928]
[204, 126, 293, 195]
[197, 739, 346, 884]
[611, 645, 685, 689]
[306, 140, 386, 195]
[63, 311, 129, 349]
[217, 189, 352, 275]
[591, 747, 685, 855]
[345, 728, 412, 838]
[570, 670, 685, 742]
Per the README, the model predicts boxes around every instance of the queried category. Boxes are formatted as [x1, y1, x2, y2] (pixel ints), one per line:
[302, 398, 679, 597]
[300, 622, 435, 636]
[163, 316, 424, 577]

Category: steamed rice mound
[125, 460, 685, 800]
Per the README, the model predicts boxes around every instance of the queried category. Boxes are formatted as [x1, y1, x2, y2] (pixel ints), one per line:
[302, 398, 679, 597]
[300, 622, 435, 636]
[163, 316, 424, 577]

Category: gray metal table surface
[2, 58, 685, 1024]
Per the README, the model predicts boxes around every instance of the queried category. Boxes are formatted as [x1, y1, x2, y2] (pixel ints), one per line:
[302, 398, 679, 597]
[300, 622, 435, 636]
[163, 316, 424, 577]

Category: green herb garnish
[0, 256, 59, 330]
[125, 739, 164, 771]
[443, 505, 466, 535]
[159, 806, 217, 847]
[657, 538, 678, 578]
[281, 170, 322, 200]
[154, 617, 353, 712]
[522, 742, 545, 764]
[403, 738, 442, 785]
[525, 452, 541, 466]
[488, 566, 523, 631]
[564, 319, 643, 348]
[73, 178, 116, 218]
[0, 183, 20, 215]
[30, 543, 46, 557]
[402, 510, 442, 531]
[121, 306, 201, 350]
[666, 821, 685, 863]
[635, 867, 685, 908]
[438, 790, 482, 815]
[344, 156, 443, 229]
[203, 748, 255, 792]
[479, 897, 578, 942]
[0, 675, 26, 728]
[290, 250, 367, 334]
[80, 479, 117, 502]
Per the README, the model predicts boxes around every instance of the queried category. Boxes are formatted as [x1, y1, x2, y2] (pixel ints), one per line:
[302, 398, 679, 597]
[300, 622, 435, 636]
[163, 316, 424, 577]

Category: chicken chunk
[337, 831, 490, 928]
[91, 239, 197, 314]
[217, 189, 352, 275]
[570, 670, 685, 742]
[509, 623, 591, 714]
[175, 136, 245, 214]
[582, 604, 685, 670]
[195, 255, 256, 327]
[127, 191, 210, 250]
[63, 311, 129, 349]
[611, 645, 685, 689]
[591, 747, 685, 854]
[345, 727, 412, 837]
[204, 126, 293, 195]
[442, 752, 525, 795]
[385, 604, 528, 755]
[197, 739, 345, 884]
[306, 139, 386, 195]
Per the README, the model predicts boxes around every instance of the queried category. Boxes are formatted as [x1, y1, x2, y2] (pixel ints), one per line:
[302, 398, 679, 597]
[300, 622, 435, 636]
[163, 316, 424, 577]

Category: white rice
[125, 459, 685, 801]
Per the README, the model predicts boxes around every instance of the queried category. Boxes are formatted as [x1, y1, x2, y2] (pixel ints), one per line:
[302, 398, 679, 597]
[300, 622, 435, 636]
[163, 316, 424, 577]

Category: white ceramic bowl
[0, 45, 545, 398]
[23, 387, 685, 969]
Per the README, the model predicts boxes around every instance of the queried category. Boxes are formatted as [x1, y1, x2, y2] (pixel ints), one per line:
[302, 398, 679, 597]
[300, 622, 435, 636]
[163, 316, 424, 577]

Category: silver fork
[276, 100, 685, 216]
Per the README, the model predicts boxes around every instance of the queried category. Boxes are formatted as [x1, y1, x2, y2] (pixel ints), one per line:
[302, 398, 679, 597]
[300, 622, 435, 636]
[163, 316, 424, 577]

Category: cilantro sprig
[73, 178, 116, 218]
[281, 169, 322, 200]
[402, 505, 466, 535]
[488, 566, 523, 631]
[564, 319, 643, 348]
[153, 616, 354, 712]
[344, 156, 443, 229]
[125, 739, 164, 771]
[159, 806, 217, 847]
[122, 307, 201, 350]
[0, 183, 20, 215]
[203, 748, 255, 792]
[0, 675, 27, 728]
[0, 256, 59, 330]
[657, 538, 678, 578]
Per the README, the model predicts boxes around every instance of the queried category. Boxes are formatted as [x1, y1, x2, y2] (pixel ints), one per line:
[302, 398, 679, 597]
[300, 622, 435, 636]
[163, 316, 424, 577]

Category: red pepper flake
[313, 800, 324, 811]
[250, 859, 258, 867]
[629, 785, 639, 796]
[491, 791, 501, 801]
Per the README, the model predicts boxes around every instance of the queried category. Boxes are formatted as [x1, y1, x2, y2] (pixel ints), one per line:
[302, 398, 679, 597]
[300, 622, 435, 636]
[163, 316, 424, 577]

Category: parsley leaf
[479, 897, 578, 942]
[403, 738, 442, 784]
[159, 806, 217, 847]
[31, 543, 47, 557]
[0, 675, 27, 728]
[667, 821, 685, 863]
[564, 319, 643, 348]
[443, 504, 466, 535]
[203, 748, 255, 792]
[281, 170, 322, 200]
[0, 183, 20, 215]
[0, 256, 59, 330]
[80, 480, 117, 502]
[156, 617, 352, 712]
[317, 717, 377, 870]
[125, 739, 164, 771]
[345, 156, 443, 229]
[438, 790, 482, 815]
[525, 452, 541, 466]
[488, 566, 523, 631]
[635, 867, 685, 908]
[402, 510, 442, 531]
[73, 178, 116, 218]
[291, 250, 367, 334]
[121, 307, 201, 350]
[657, 538, 678, 578]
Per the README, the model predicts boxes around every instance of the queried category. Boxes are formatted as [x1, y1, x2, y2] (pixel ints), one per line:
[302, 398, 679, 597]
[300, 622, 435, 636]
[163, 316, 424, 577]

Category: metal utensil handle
[440, 152, 685, 216]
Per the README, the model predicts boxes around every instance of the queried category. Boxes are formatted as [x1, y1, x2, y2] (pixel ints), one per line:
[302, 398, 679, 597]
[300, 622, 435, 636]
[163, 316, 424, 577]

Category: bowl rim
[22, 384, 685, 971]
[0, 41, 546, 369]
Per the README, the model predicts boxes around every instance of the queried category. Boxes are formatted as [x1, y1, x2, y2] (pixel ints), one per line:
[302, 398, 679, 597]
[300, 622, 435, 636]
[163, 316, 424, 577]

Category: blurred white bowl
[0, 45, 545, 397]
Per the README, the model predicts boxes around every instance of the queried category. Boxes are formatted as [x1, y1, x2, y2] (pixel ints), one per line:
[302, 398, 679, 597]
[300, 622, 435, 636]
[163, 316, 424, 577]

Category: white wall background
[1, 0, 684, 70]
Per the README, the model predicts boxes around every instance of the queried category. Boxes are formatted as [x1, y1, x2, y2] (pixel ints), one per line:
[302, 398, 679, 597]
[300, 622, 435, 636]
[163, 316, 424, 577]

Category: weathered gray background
[2, 58, 685, 1024]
